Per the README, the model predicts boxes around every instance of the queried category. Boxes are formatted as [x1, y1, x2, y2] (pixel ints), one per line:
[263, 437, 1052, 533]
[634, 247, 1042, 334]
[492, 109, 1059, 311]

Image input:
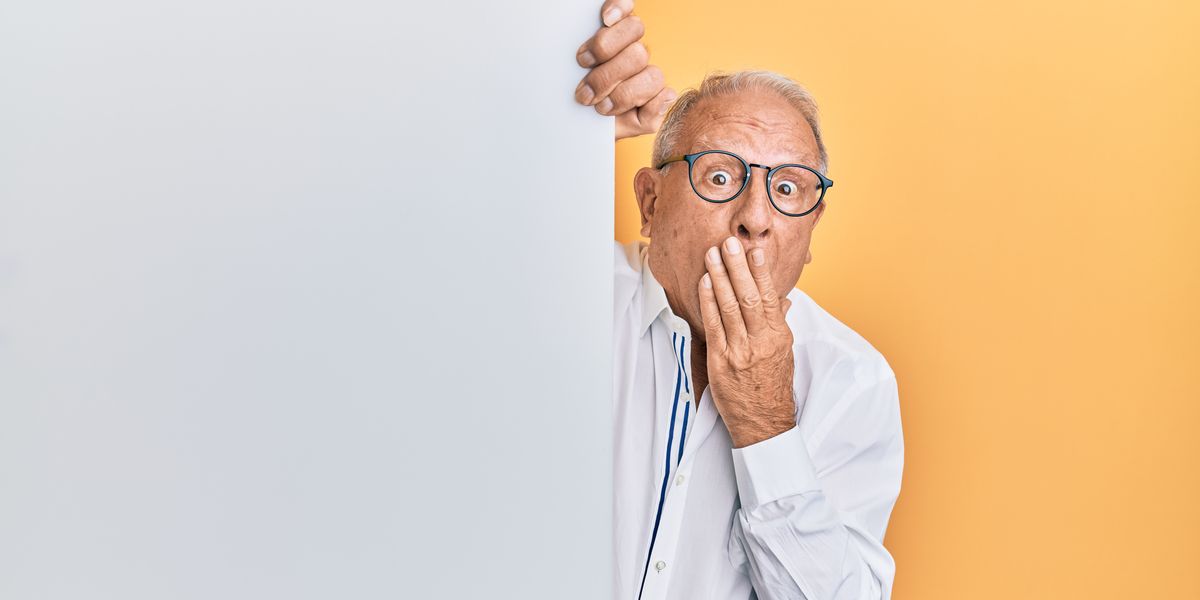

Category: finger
[782, 297, 792, 314]
[705, 244, 749, 348]
[718, 236, 768, 338]
[615, 86, 676, 139]
[599, 0, 635, 27]
[595, 64, 663, 116]
[576, 14, 644, 68]
[575, 41, 648, 106]
[698, 272, 728, 353]
[746, 246, 784, 320]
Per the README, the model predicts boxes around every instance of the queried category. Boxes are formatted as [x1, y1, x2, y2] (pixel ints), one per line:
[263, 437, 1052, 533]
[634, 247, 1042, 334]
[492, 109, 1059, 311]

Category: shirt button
[675, 473, 686, 486]
[655, 560, 667, 572]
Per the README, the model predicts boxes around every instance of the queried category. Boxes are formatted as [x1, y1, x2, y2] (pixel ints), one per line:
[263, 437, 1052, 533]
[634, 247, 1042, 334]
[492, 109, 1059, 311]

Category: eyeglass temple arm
[655, 155, 687, 169]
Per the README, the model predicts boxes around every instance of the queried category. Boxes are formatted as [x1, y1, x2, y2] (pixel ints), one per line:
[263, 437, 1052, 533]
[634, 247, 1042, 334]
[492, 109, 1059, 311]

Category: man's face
[634, 87, 826, 342]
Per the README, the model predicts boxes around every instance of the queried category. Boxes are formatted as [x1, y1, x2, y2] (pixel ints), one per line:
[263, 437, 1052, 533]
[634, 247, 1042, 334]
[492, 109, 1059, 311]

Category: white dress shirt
[612, 240, 904, 600]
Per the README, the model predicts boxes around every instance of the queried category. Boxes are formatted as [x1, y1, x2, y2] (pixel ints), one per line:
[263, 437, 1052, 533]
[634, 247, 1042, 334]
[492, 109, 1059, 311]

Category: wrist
[730, 415, 795, 449]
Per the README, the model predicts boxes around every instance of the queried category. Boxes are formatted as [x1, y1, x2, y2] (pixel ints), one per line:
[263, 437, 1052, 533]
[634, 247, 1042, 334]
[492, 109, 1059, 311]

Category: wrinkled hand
[698, 236, 799, 449]
[574, 0, 676, 140]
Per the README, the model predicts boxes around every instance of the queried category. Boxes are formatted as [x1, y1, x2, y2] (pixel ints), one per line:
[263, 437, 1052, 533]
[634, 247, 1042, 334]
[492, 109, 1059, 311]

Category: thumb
[782, 298, 792, 314]
[616, 87, 676, 140]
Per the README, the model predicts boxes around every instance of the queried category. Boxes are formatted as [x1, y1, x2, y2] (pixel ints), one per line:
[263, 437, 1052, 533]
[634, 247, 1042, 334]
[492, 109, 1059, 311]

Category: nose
[732, 165, 774, 245]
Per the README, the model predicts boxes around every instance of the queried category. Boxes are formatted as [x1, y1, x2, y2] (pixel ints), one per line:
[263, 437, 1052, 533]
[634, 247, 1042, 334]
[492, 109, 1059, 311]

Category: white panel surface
[0, 1, 613, 598]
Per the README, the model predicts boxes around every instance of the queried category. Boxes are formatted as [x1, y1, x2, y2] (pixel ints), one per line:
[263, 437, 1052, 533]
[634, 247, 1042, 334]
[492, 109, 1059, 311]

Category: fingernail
[706, 246, 720, 264]
[702, 273, 712, 288]
[603, 7, 622, 26]
[597, 97, 613, 114]
[578, 50, 596, 67]
[576, 81, 594, 104]
[751, 248, 764, 265]
[664, 91, 677, 103]
[724, 237, 741, 254]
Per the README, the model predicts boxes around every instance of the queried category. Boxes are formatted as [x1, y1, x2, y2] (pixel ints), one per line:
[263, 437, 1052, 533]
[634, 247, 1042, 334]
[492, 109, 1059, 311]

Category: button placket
[642, 483, 688, 599]
[646, 382, 719, 600]
[643, 319, 699, 600]
[648, 448, 696, 597]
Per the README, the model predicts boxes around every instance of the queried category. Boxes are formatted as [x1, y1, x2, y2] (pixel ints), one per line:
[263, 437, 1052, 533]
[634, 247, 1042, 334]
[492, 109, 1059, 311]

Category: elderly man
[575, 3, 904, 599]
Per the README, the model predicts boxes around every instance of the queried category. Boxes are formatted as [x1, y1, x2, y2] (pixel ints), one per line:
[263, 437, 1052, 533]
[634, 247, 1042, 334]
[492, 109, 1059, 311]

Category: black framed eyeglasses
[655, 150, 833, 217]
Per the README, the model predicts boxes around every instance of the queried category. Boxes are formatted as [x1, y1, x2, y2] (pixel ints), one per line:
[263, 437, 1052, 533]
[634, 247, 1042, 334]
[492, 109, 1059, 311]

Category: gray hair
[651, 70, 829, 175]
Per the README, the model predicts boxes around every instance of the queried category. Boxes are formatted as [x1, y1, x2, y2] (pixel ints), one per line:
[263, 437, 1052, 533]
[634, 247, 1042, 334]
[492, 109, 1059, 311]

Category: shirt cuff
[730, 425, 820, 508]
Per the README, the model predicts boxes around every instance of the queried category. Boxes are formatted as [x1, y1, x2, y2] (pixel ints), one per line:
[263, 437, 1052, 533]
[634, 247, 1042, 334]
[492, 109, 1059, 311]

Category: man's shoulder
[784, 288, 900, 454]
[784, 287, 895, 384]
[613, 239, 645, 275]
[613, 239, 646, 300]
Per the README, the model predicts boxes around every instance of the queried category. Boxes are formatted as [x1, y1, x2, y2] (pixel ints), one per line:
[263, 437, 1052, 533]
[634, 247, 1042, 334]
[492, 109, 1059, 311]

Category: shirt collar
[639, 243, 671, 336]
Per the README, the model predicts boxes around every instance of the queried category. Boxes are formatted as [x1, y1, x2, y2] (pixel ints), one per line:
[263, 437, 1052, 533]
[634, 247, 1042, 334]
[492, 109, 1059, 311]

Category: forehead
[681, 88, 819, 167]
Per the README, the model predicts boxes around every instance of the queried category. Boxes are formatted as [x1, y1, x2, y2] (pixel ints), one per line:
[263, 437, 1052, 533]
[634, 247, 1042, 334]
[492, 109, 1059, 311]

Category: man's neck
[689, 334, 708, 410]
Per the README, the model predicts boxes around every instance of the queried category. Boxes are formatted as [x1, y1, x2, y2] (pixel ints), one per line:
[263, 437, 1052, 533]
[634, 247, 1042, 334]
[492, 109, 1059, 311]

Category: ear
[633, 167, 661, 238]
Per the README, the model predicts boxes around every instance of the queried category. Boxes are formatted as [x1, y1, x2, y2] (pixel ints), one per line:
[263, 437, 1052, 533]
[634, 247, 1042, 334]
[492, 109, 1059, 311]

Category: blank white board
[0, 1, 613, 597]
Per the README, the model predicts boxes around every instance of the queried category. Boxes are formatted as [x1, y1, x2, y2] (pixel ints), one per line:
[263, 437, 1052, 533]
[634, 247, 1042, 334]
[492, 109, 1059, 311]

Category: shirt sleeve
[726, 369, 904, 600]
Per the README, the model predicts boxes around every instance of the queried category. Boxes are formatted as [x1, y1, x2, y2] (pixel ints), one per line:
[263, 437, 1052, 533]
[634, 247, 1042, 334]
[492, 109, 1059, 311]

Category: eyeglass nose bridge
[736, 162, 778, 199]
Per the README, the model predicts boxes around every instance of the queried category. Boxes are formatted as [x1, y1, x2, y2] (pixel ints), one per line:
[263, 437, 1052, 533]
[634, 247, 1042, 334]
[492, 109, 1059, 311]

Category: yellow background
[614, 1, 1200, 597]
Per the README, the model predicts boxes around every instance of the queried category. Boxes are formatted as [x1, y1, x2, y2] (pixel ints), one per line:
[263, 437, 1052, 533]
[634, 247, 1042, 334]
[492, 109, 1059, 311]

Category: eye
[710, 171, 732, 186]
[775, 181, 797, 196]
